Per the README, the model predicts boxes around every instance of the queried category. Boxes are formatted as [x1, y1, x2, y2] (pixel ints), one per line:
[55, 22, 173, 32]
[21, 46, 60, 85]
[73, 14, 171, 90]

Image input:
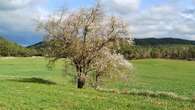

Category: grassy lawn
[132, 59, 195, 96]
[111, 59, 195, 97]
[0, 57, 194, 110]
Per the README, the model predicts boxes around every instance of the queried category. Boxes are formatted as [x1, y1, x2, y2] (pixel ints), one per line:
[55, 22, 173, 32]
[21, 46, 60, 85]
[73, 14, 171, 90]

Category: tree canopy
[39, 4, 133, 88]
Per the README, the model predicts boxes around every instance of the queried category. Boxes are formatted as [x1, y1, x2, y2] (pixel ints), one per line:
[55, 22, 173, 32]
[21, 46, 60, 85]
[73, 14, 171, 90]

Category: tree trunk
[77, 76, 85, 89]
[94, 74, 100, 88]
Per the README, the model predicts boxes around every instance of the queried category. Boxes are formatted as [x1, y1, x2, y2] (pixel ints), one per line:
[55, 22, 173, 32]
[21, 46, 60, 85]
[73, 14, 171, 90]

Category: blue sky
[0, 0, 195, 46]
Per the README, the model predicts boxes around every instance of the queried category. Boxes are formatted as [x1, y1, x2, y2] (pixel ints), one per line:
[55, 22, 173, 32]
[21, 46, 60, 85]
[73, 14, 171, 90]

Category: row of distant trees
[117, 43, 195, 60]
[1, 37, 195, 60]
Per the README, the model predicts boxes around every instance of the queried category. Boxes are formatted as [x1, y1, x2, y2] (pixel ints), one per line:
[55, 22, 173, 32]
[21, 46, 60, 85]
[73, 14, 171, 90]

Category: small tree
[39, 4, 133, 88]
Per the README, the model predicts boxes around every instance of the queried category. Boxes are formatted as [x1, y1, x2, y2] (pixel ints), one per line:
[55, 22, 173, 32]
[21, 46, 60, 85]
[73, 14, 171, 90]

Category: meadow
[0, 57, 194, 110]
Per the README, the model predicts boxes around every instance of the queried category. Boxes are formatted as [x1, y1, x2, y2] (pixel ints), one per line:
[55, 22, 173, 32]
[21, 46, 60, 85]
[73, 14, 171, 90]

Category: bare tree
[39, 3, 133, 88]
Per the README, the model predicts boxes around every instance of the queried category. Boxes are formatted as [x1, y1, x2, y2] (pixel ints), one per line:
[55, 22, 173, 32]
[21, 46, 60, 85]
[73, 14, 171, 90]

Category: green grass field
[0, 57, 194, 110]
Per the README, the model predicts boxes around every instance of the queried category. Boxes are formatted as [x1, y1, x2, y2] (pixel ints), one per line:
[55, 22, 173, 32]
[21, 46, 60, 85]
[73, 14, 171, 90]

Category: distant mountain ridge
[27, 41, 45, 49]
[28, 38, 195, 49]
[134, 38, 195, 45]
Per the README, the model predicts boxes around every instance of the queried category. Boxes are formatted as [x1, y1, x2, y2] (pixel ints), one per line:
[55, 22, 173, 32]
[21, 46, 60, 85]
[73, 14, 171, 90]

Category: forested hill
[0, 36, 38, 56]
[27, 41, 45, 49]
[134, 38, 195, 45]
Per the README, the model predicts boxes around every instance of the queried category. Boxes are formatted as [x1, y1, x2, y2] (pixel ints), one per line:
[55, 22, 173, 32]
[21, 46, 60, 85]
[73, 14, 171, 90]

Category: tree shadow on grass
[7, 77, 57, 85]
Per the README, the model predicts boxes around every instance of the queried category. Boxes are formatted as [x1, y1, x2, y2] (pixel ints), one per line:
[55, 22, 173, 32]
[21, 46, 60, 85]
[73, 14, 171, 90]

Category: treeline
[25, 37, 195, 60]
[1, 36, 195, 60]
[0, 37, 39, 57]
[117, 44, 195, 60]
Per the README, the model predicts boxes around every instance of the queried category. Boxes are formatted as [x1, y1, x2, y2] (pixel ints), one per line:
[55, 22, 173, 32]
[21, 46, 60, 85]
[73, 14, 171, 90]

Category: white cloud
[0, 0, 45, 11]
[1, 0, 195, 45]
[0, 0, 31, 10]
[99, 0, 195, 40]
[101, 0, 140, 15]
[128, 4, 195, 40]
[0, 0, 48, 45]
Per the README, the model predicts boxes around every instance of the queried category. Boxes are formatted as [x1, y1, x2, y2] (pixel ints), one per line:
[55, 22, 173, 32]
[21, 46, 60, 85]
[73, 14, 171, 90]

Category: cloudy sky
[0, 0, 195, 46]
